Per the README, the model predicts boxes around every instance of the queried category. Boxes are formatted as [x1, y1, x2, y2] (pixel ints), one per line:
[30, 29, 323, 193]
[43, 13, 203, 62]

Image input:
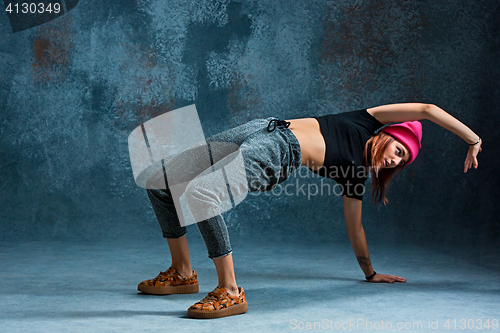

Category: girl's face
[381, 140, 410, 168]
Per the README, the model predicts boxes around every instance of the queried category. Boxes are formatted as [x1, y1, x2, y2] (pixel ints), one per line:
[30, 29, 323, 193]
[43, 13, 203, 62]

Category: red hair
[364, 132, 405, 205]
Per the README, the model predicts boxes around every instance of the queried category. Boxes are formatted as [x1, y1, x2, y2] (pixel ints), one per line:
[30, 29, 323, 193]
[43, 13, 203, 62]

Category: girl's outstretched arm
[343, 196, 406, 283]
[425, 104, 482, 173]
[367, 103, 482, 173]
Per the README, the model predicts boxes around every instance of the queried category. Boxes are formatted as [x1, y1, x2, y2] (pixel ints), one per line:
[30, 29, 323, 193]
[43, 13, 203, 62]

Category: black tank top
[312, 109, 384, 200]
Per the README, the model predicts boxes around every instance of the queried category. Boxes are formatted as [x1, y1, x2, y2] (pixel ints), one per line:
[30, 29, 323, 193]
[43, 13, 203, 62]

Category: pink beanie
[381, 121, 422, 164]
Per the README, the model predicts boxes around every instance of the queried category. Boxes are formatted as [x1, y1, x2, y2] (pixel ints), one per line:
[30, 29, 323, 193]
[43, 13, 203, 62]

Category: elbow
[423, 103, 436, 119]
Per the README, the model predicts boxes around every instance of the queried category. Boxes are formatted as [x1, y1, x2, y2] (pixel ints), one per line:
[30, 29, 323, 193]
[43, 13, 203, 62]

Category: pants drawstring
[267, 119, 291, 132]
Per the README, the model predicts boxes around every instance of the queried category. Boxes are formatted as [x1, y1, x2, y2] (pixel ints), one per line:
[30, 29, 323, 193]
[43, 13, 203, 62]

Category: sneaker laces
[153, 268, 173, 281]
[199, 288, 224, 304]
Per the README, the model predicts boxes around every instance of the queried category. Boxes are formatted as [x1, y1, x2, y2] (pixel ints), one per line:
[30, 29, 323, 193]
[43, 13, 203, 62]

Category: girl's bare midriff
[285, 118, 326, 172]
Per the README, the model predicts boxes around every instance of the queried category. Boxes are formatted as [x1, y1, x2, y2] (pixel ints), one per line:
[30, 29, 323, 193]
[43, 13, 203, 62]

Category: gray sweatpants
[146, 117, 302, 259]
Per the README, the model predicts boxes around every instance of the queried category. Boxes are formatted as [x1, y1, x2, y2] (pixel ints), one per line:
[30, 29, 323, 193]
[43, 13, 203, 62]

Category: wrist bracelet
[365, 271, 377, 281]
[469, 138, 481, 146]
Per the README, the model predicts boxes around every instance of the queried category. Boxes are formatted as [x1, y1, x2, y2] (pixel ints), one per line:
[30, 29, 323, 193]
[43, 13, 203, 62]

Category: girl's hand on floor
[368, 273, 406, 283]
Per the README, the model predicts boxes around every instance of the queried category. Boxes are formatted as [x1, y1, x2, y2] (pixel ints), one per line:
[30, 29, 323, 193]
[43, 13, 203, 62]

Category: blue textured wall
[1, 0, 498, 246]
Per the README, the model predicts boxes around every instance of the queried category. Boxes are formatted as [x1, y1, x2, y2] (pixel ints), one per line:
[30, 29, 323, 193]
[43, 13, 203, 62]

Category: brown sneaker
[137, 267, 199, 295]
[187, 286, 248, 319]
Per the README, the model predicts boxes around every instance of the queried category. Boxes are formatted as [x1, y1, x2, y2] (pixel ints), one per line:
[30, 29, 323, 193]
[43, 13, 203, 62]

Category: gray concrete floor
[1, 239, 499, 332]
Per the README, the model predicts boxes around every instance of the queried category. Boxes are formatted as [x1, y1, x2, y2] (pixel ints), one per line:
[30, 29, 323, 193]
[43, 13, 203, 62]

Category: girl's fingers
[465, 160, 471, 173]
